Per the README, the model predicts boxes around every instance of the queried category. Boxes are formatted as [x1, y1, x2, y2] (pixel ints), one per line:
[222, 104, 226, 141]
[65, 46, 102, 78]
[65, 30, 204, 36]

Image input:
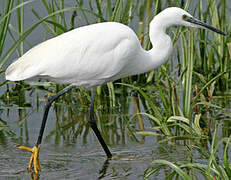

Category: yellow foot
[30, 172, 40, 180]
[17, 144, 41, 174]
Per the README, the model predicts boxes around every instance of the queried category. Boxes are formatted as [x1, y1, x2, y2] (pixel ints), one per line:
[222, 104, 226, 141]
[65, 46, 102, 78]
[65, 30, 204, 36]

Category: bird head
[155, 7, 225, 36]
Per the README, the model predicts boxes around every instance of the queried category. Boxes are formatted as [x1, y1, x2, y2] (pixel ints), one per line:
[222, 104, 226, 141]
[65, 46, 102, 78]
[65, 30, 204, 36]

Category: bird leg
[17, 85, 74, 174]
[89, 88, 112, 159]
[18, 144, 41, 173]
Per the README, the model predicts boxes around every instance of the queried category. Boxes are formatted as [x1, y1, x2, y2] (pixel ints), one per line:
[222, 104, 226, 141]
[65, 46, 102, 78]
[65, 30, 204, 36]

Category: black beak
[185, 16, 226, 36]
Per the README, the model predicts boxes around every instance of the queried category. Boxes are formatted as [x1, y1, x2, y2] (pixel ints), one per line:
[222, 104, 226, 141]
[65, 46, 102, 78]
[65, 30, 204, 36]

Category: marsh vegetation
[0, 0, 231, 179]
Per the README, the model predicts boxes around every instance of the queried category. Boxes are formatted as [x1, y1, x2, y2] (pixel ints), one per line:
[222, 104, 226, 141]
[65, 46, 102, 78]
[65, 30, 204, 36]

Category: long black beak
[185, 16, 226, 36]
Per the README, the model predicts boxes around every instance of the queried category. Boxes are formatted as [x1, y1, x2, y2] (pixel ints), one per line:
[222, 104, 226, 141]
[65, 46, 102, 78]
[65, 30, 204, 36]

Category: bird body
[5, 7, 225, 174]
[6, 22, 157, 87]
[5, 9, 183, 87]
[5, 7, 225, 87]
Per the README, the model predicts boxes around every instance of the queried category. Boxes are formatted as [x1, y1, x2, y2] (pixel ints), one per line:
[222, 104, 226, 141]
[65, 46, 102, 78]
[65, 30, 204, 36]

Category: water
[0, 137, 190, 180]
[1, 0, 231, 179]
[0, 92, 191, 180]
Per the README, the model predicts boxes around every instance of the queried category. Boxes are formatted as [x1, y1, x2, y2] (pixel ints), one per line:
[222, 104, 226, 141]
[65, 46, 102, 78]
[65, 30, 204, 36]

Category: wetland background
[0, 0, 231, 179]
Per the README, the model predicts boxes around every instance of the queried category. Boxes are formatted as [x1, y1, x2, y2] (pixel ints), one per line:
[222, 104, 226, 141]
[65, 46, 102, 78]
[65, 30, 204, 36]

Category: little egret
[5, 7, 225, 174]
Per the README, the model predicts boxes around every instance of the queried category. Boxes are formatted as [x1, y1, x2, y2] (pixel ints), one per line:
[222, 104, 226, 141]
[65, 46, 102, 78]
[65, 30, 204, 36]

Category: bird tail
[5, 58, 37, 81]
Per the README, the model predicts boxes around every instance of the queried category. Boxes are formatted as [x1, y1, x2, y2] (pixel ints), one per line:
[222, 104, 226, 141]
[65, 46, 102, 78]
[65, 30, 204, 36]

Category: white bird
[5, 7, 225, 174]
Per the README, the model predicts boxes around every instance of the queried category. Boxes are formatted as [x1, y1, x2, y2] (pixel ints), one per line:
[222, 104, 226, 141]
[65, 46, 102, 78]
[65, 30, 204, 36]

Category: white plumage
[5, 7, 224, 87]
[6, 22, 146, 87]
[4, 7, 225, 174]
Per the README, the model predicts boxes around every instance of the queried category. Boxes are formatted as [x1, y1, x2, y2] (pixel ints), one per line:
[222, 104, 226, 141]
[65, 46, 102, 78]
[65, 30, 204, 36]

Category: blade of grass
[224, 136, 231, 177]
[151, 160, 192, 180]
[0, 0, 14, 55]
[0, 7, 83, 69]
[193, 72, 226, 105]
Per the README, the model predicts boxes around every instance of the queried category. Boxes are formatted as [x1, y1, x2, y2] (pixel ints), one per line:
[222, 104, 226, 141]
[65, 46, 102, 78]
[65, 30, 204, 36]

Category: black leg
[20, 85, 112, 174]
[89, 88, 112, 159]
[98, 159, 110, 179]
[36, 85, 74, 146]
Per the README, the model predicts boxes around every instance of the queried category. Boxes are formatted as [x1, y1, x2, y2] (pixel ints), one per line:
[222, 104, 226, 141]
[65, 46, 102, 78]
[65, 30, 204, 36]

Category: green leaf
[136, 131, 161, 136]
[151, 160, 192, 180]
[224, 137, 231, 177]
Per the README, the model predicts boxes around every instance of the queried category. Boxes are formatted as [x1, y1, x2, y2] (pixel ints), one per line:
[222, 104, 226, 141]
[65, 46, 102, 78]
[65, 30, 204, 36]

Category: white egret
[5, 7, 225, 174]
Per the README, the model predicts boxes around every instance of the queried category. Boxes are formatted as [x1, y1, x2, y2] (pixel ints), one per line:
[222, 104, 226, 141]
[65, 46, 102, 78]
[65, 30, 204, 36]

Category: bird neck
[147, 17, 173, 69]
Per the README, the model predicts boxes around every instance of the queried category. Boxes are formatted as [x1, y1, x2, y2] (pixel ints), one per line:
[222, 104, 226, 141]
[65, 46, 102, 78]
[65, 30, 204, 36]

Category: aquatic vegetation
[0, 0, 230, 179]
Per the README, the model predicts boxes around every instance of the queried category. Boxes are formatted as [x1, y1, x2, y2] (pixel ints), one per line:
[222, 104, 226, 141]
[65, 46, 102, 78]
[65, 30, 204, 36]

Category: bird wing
[5, 22, 141, 87]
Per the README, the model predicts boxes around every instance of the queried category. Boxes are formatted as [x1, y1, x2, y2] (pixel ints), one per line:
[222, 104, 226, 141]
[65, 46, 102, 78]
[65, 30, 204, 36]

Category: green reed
[0, 0, 34, 68]
[137, 0, 230, 178]
[0, 0, 14, 56]
[144, 122, 231, 179]
[0, 0, 230, 179]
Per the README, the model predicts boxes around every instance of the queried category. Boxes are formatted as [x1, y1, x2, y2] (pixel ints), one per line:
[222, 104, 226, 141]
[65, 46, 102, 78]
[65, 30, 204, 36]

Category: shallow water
[0, 94, 190, 180]
[0, 133, 189, 180]
[1, 1, 231, 179]
[0, 96, 187, 179]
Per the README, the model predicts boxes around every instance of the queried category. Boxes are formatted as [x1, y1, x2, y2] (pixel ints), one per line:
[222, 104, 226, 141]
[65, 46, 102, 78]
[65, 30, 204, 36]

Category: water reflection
[1, 86, 231, 179]
[98, 159, 110, 179]
[28, 158, 111, 180]
[0, 87, 154, 179]
[30, 172, 39, 180]
[1, 87, 155, 179]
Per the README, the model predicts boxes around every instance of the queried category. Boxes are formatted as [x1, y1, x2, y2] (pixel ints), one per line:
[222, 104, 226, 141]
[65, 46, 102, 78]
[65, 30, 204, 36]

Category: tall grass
[0, 0, 230, 179]
[130, 0, 230, 178]
[0, 0, 14, 56]
[144, 123, 231, 179]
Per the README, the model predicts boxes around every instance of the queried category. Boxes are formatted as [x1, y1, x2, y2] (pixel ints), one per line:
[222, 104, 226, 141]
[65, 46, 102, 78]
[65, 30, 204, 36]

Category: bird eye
[182, 14, 188, 20]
